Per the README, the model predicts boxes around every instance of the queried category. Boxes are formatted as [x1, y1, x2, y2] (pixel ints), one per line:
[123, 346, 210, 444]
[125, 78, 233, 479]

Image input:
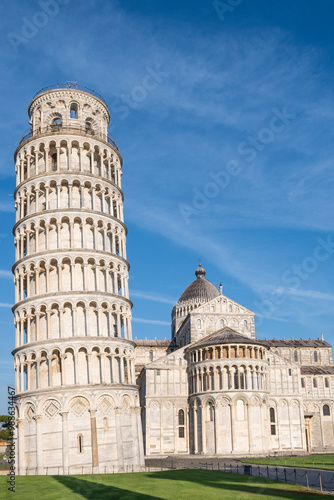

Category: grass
[0, 469, 327, 499]
[241, 454, 334, 470]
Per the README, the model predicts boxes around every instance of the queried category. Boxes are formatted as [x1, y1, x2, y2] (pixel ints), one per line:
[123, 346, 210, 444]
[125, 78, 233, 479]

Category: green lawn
[241, 454, 334, 470]
[0, 469, 326, 499]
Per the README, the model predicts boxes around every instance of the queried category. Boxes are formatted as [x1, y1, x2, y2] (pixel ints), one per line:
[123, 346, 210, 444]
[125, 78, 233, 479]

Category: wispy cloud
[281, 288, 334, 302]
[132, 317, 170, 326]
[0, 269, 12, 279]
[0, 303, 12, 308]
[130, 289, 176, 305]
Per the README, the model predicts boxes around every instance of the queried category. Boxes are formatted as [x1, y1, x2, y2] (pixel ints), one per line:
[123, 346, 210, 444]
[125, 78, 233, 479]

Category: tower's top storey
[28, 83, 110, 137]
[16, 83, 119, 155]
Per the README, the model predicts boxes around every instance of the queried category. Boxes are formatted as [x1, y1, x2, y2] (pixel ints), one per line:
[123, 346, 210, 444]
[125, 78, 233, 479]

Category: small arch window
[210, 304, 215, 312]
[149, 350, 153, 362]
[178, 409, 185, 438]
[243, 320, 248, 330]
[294, 351, 298, 362]
[323, 404, 331, 416]
[78, 434, 84, 453]
[229, 304, 232, 312]
[234, 370, 239, 389]
[103, 417, 108, 431]
[85, 120, 93, 134]
[51, 117, 62, 130]
[269, 407, 276, 435]
[70, 103, 78, 119]
[313, 378, 317, 388]
[220, 319, 224, 328]
[301, 378, 305, 388]
[325, 378, 330, 388]
[197, 319, 201, 329]
[314, 351, 318, 362]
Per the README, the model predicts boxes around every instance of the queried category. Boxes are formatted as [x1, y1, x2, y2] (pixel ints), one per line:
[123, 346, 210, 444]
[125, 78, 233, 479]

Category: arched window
[240, 371, 245, 390]
[220, 319, 224, 328]
[149, 350, 153, 362]
[243, 320, 248, 330]
[325, 378, 330, 388]
[197, 319, 201, 329]
[85, 120, 93, 134]
[70, 103, 78, 119]
[178, 409, 185, 438]
[52, 117, 62, 130]
[314, 351, 318, 362]
[270, 407, 275, 422]
[211, 304, 215, 312]
[270, 407, 276, 435]
[234, 369, 239, 389]
[294, 350, 298, 362]
[313, 378, 317, 388]
[229, 304, 232, 312]
[103, 417, 108, 431]
[323, 404, 331, 416]
[78, 434, 83, 453]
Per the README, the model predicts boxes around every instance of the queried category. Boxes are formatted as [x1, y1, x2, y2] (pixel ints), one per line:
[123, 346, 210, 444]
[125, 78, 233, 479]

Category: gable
[190, 293, 254, 316]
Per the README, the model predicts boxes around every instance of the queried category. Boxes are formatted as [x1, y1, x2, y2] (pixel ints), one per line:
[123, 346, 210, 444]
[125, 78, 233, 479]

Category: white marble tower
[12, 83, 144, 474]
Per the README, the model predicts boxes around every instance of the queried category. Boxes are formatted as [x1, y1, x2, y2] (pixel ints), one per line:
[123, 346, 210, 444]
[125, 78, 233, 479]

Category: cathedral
[12, 84, 334, 475]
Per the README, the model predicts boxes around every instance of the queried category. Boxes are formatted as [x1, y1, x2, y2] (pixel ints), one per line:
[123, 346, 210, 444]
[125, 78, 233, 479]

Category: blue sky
[0, 0, 334, 412]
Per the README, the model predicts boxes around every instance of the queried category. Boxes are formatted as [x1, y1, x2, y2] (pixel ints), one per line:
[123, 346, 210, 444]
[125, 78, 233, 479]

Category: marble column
[60, 411, 69, 474]
[89, 409, 99, 472]
[18, 418, 25, 475]
[35, 414, 43, 474]
[114, 408, 124, 471]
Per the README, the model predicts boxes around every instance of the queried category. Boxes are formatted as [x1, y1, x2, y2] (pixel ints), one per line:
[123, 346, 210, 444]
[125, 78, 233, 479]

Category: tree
[0, 416, 11, 441]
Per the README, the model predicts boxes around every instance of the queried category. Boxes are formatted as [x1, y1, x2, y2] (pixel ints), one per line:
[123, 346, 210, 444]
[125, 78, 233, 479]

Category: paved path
[245, 463, 334, 494]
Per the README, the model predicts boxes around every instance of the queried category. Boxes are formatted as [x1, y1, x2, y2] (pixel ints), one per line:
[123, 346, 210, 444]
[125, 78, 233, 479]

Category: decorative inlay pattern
[70, 397, 89, 416]
[43, 400, 60, 419]
[97, 396, 114, 414]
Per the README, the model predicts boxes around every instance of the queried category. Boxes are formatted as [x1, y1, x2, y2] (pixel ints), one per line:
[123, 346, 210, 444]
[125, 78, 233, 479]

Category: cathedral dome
[178, 264, 220, 305]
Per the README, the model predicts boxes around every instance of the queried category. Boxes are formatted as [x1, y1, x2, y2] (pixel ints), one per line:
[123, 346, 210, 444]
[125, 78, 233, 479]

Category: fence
[160, 461, 334, 493]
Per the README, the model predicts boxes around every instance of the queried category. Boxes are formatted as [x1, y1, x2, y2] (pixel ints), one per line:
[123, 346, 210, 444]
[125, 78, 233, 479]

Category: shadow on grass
[146, 470, 324, 499]
[54, 475, 165, 500]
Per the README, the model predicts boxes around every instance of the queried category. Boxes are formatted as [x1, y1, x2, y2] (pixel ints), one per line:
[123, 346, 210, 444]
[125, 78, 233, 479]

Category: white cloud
[132, 317, 170, 326]
[130, 290, 176, 305]
[0, 270, 12, 279]
[282, 288, 334, 302]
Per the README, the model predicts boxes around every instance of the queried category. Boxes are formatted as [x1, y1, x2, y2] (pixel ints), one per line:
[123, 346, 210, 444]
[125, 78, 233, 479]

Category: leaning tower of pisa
[12, 83, 144, 474]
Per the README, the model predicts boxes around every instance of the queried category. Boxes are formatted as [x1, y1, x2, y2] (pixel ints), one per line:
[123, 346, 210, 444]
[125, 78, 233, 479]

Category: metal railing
[32, 82, 107, 105]
[19, 124, 118, 150]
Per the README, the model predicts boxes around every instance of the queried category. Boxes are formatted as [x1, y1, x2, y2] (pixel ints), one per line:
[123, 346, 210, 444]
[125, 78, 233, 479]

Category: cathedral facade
[12, 84, 334, 475]
[138, 264, 334, 457]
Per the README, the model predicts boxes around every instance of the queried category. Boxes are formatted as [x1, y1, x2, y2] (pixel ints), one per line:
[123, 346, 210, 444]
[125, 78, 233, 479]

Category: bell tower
[12, 82, 144, 474]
